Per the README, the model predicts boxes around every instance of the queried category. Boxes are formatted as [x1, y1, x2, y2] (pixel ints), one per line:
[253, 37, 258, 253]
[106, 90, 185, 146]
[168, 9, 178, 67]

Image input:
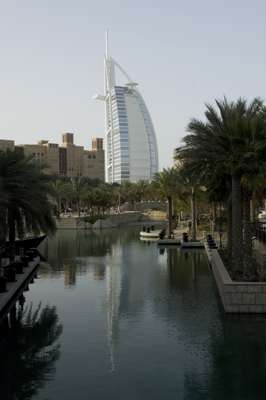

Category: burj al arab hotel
[94, 35, 159, 183]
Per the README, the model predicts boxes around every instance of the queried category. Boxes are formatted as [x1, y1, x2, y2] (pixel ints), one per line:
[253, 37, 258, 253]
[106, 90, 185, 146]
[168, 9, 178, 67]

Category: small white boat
[139, 229, 162, 239]
[140, 237, 159, 242]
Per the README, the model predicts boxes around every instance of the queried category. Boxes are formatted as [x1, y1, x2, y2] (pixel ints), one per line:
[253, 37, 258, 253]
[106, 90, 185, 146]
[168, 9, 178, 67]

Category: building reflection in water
[0, 301, 62, 400]
[39, 230, 137, 287]
[167, 248, 201, 288]
[63, 263, 77, 287]
[104, 241, 217, 385]
[40, 231, 213, 387]
[106, 240, 123, 372]
[13, 230, 266, 398]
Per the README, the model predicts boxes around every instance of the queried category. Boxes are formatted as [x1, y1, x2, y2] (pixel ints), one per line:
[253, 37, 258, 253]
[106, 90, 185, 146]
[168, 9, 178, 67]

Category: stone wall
[206, 244, 266, 313]
[56, 212, 158, 230]
[56, 217, 89, 230]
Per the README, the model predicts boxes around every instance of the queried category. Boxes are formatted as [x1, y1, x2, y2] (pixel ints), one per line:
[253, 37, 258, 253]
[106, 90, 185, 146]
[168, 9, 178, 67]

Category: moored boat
[5, 235, 47, 252]
[140, 230, 162, 239]
[157, 238, 180, 246]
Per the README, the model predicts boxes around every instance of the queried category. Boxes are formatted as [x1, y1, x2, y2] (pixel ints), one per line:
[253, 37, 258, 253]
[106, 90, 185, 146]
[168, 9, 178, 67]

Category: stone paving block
[225, 305, 240, 313]
[224, 293, 231, 305]
[248, 305, 263, 313]
[238, 305, 249, 313]
[256, 293, 266, 304]
[242, 293, 256, 304]
[235, 285, 248, 293]
[247, 285, 262, 293]
[224, 285, 233, 294]
[231, 293, 242, 304]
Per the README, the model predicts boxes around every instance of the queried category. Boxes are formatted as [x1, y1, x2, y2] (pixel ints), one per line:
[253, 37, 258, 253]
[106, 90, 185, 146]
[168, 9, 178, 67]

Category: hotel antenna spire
[94, 34, 159, 183]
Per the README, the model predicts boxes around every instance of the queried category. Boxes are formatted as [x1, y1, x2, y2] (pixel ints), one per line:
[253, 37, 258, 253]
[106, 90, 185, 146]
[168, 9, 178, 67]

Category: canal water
[1, 228, 266, 400]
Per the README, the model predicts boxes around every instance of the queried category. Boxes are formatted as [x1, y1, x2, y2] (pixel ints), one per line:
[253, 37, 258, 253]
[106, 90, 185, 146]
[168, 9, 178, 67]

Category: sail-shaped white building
[94, 34, 159, 183]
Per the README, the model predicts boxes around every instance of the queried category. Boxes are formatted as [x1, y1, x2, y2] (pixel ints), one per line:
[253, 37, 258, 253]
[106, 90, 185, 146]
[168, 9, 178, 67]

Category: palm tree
[153, 168, 183, 238]
[0, 150, 56, 258]
[0, 303, 62, 399]
[177, 97, 266, 274]
[177, 168, 202, 241]
[70, 176, 89, 216]
[134, 180, 149, 202]
[50, 178, 72, 217]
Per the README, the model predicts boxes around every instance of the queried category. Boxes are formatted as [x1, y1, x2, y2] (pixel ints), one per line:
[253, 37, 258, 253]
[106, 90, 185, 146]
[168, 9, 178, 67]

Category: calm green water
[1, 228, 266, 400]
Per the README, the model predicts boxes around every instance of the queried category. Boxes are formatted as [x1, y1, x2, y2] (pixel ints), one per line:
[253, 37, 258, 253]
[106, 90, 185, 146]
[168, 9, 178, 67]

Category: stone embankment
[56, 212, 165, 230]
[206, 242, 266, 313]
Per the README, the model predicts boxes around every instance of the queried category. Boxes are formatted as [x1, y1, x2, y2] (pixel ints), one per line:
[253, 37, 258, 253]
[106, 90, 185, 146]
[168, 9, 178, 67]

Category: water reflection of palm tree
[0, 303, 62, 400]
[167, 249, 203, 289]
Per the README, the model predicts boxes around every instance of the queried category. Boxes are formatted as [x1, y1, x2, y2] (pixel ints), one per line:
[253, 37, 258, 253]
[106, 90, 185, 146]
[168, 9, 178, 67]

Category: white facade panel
[124, 93, 150, 182]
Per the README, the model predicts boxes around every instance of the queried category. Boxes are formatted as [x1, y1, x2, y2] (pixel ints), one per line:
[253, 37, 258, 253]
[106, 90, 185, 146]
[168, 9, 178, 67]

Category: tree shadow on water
[0, 303, 63, 400]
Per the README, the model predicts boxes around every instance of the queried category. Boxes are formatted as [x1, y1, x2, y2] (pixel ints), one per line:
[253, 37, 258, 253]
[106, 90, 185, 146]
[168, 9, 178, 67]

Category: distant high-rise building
[94, 33, 159, 183]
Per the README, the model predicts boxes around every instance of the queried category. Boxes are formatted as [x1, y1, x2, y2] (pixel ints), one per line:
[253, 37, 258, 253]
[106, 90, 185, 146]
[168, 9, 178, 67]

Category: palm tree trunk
[77, 199, 80, 217]
[218, 203, 223, 248]
[167, 196, 172, 238]
[227, 196, 232, 257]
[231, 174, 243, 272]
[243, 189, 253, 274]
[8, 208, 16, 261]
[191, 187, 196, 241]
[210, 202, 217, 235]
[57, 196, 61, 218]
[118, 192, 121, 213]
[212, 202, 217, 221]
[250, 198, 254, 223]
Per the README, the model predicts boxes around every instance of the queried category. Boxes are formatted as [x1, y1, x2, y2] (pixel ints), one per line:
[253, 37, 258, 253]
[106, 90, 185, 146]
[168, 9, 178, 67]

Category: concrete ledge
[205, 243, 266, 313]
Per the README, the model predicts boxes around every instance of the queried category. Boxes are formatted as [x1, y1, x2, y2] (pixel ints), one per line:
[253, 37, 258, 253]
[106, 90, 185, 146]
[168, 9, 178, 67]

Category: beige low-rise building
[0, 139, 15, 151]
[83, 138, 104, 180]
[17, 141, 60, 175]
[0, 134, 105, 180]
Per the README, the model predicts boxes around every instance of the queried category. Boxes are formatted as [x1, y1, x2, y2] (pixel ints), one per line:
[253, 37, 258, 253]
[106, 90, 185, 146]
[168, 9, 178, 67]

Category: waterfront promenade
[0, 255, 40, 317]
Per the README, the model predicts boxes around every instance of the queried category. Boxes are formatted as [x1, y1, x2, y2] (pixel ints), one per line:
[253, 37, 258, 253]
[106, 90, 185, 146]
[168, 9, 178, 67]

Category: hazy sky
[1, 0, 266, 168]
